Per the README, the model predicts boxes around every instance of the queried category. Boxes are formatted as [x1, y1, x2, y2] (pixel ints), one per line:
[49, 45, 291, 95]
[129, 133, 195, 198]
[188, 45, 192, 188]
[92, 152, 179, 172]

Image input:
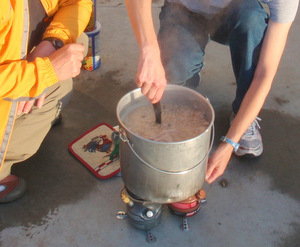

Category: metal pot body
[116, 85, 214, 203]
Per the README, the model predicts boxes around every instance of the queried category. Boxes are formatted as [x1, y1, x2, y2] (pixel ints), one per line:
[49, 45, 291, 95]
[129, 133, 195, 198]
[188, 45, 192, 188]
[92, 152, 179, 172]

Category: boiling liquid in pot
[123, 103, 209, 142]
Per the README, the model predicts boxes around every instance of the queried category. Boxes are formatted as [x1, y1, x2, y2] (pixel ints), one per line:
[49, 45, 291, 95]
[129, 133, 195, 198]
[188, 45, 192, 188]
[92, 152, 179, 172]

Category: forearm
[125, 0, 167, 103]
[0, 58, 57, 101]
[225, 20, 292, 143]
[125, 0, 159, 50]
[226, 76, 272, 144]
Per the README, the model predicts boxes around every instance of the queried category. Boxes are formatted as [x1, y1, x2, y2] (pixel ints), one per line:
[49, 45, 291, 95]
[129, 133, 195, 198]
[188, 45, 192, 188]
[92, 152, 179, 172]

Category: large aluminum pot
[116, 85, 214, 203]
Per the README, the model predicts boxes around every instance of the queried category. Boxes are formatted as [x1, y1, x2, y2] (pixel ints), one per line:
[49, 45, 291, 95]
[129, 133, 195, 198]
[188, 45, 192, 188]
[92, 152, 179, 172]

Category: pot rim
[116, 84, 215, 145]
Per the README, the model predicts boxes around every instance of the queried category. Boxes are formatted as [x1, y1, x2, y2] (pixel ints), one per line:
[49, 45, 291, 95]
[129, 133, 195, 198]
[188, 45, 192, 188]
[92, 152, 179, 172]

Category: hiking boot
[230, 113, 263, 158]
[0, 175, 27, 203]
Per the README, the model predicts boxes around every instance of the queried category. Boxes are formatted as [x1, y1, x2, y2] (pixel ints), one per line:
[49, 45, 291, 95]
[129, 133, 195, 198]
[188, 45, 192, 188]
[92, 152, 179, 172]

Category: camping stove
[168, 189, 206, 231]
[117, 187, 206, 243]
[168, 189, 206, 218]
[120, 187, 162, 230]
[118, 187, 162, 243]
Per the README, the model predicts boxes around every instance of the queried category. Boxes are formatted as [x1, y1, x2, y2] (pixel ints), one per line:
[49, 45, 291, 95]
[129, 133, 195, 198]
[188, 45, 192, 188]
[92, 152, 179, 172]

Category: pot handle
[119, 125, 215, 175]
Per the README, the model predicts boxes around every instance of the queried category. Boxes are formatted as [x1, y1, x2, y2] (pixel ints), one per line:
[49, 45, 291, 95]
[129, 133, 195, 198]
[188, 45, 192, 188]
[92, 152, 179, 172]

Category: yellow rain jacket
[0, 0, 92, 167]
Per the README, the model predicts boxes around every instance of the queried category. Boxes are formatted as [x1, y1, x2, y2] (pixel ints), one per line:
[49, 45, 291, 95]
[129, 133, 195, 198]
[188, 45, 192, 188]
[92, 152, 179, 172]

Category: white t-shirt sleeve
[261, 0, 299, 23]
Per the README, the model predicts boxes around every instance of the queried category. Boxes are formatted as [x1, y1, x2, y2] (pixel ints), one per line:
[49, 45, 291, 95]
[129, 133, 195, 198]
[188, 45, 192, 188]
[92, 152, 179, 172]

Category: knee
[164, 60, 203, 85]
[235, 8, 268, 34]
[56, 79, 73, 109]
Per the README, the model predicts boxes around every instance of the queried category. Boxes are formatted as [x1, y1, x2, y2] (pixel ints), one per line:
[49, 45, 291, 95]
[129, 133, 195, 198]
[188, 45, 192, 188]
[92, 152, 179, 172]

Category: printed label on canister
[82, 21, 101, 71]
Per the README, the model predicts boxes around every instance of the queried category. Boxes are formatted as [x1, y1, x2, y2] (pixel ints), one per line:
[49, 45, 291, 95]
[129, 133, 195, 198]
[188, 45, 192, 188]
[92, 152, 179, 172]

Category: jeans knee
[164, 61, 203, 85]
[235, 4, 268, 35]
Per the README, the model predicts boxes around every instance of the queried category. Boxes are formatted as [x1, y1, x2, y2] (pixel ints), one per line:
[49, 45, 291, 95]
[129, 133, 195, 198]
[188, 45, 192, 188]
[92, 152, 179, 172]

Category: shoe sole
[234, 148, 263, 158]
[0, 178, 27, 203]
[235, 153, 262, 159]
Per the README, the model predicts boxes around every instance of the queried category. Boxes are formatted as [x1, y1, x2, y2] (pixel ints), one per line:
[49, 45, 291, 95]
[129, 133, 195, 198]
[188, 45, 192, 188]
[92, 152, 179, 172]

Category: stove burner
[120, 187, 162, 231]
[126, 187, 146, 202]
[168, 189, 206, 217]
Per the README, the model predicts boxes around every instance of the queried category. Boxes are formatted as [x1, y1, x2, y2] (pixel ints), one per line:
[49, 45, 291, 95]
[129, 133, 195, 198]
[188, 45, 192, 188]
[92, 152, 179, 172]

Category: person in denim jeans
[125, 0, 298, 183]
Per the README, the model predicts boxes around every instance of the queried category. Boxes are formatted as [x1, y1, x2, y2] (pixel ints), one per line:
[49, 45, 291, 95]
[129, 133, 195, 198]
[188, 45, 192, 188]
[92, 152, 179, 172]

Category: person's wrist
[43, 38, 64, 50]
[220, 136, 240, 152]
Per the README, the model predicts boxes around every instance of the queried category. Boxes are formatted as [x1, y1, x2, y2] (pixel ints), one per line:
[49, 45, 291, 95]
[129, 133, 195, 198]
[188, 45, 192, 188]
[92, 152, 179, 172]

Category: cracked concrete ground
[0, 1, 299, 246]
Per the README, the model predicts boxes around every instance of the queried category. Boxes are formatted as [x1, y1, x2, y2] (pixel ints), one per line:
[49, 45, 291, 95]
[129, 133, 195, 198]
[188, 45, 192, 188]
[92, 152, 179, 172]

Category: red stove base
[168, 189, 206, 217]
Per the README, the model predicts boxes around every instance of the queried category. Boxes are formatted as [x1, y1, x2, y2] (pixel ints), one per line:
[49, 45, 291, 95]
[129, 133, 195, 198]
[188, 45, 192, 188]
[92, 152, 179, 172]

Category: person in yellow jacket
[0, 0, 92, 203]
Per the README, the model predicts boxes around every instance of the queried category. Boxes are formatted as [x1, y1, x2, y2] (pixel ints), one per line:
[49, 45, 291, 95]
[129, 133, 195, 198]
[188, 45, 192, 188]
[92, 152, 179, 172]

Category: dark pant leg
[210, 0, 269, 114]
[158, 2, 210, 85]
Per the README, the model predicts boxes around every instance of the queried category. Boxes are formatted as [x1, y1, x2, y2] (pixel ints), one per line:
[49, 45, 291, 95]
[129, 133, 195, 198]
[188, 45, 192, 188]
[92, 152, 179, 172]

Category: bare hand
[17, 94, 46, 115]
[18, 41, 56, 114]
[49, 43, 85, 81]
[137, 47, 167, 103]
[18, 42, 84, 114]
[206, 143, 233, 184]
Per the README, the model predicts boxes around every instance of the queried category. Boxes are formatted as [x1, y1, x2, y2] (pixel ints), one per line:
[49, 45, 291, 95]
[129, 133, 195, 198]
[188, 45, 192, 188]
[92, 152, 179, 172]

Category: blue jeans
[157, 0, 269, 114]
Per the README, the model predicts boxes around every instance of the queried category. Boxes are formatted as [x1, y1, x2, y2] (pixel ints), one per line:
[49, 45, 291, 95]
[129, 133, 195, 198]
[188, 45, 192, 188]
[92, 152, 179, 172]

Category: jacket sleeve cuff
[37, 57, 59, 87]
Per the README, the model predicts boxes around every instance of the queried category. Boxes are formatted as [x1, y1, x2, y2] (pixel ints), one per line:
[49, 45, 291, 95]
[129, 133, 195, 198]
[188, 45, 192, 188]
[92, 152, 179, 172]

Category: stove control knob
[146, 210, 154, 218]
